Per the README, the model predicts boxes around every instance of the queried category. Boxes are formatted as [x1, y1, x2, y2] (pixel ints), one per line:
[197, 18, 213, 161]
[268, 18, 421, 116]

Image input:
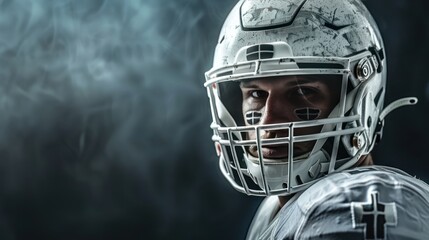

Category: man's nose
[260, 94, 291, 125]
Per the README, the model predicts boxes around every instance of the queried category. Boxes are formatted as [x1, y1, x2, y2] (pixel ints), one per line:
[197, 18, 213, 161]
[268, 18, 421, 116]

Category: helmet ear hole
[296, 175, 304, 185]
[367, 116, 372, 128]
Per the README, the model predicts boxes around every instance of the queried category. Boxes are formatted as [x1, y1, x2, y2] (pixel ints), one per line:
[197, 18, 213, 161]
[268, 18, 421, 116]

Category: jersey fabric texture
[246, 165, 429, 240]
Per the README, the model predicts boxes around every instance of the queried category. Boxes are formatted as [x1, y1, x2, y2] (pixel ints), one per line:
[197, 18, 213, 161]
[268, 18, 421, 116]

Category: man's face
[240, 75, 341, 160]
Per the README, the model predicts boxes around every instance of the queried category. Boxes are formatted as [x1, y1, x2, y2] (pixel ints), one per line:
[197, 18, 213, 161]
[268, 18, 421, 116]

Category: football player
[204, 0, 429, 239]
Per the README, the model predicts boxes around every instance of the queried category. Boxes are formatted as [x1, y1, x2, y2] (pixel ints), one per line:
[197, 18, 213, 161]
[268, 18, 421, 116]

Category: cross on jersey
[351, 192, 397, 240]
[245, 111, 262, 125]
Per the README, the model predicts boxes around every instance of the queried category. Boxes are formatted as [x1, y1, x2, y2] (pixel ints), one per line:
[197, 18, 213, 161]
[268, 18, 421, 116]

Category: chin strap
[379, 97, 418, 121]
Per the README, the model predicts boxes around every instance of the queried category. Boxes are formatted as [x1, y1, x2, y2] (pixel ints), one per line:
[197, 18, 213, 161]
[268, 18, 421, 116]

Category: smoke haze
[0, 0, 427, 239]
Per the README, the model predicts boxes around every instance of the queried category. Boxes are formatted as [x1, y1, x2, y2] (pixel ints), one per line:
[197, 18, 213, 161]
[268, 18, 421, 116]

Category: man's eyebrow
[293, 76, 325, 84]
[239, 76, 329, 88]
[240, 81, 259, 88]
[240, 78, 306, 88]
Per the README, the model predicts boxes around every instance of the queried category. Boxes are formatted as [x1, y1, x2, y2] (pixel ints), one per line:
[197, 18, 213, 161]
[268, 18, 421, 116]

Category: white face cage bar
[216, 116, 365, 196]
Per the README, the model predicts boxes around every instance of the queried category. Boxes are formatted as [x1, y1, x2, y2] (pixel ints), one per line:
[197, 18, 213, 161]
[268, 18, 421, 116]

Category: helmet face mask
[205, 0, 390, 196]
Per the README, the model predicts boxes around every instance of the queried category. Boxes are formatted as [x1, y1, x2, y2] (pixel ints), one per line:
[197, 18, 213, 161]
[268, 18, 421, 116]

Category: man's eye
[296, 87, 317, 97]
[250, 90, 268, 99]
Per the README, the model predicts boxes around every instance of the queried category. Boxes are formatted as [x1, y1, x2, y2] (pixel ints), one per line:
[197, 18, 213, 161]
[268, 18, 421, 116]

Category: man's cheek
[247, 131, 256, 140]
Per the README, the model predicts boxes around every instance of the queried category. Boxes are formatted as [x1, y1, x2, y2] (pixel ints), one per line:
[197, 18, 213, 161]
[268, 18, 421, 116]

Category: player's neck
[357, 154, 374, 166]
[277, 154, 374, 208]
[278, 195, 293, 208]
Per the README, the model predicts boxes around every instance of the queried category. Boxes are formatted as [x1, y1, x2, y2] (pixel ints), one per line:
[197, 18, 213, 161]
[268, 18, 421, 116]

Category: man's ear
[215, 143, 222, 157]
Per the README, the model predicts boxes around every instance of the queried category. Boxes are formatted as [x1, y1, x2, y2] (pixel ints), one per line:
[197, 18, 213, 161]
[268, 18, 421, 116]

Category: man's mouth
[261, 145, 290, 159]
[249, 144, 306, 160]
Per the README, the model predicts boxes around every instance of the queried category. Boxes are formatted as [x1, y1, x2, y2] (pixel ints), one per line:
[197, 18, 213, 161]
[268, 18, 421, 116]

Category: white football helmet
[205, 0, 417, 196]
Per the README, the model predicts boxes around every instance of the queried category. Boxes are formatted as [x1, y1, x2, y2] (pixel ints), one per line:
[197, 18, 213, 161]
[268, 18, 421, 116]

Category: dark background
[0, 0, 427, 239]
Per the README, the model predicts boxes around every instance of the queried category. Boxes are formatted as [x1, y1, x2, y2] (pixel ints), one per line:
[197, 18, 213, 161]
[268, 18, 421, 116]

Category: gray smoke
[0, 0, 427, 240]
[427, 82, 429, 102]
[0, 0, 257, 239]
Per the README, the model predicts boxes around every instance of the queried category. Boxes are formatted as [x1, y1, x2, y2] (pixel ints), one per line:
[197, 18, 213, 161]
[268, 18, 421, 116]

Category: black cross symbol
[246, 44, 274, 61]
[245, 111, 262, 125]
[351, 192, 397, 240]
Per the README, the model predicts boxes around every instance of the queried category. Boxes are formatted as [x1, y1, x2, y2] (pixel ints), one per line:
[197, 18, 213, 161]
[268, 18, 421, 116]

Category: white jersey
[246, 165, 429, 240]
